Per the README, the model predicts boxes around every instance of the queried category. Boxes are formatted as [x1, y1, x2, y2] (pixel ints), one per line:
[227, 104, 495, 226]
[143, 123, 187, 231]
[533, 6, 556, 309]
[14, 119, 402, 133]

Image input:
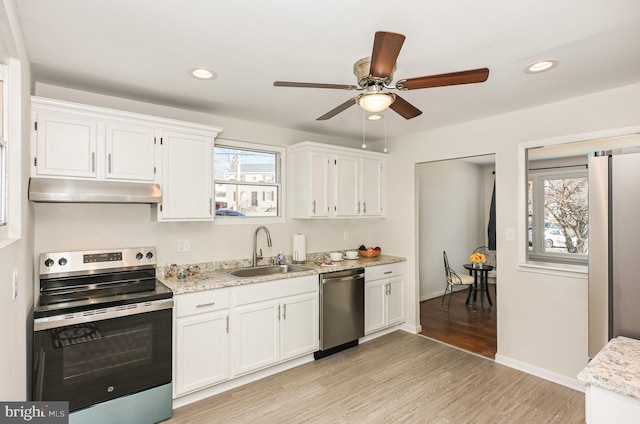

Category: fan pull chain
[383, 113, 388, 153]
[361, 110, 367, 149]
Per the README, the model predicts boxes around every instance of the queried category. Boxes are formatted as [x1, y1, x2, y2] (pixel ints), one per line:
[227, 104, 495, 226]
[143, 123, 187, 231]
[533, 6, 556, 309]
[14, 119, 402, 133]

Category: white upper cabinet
[105, 122, 156, 181]
[31, 97, 222, 221]
[33, 112, 98, 178]
[360, 157, 383, 216]
[289, 147, 330, 218]
[334, 154, 360, 217]
[289, 141, 386, 219]
[158, 130, 215, 221]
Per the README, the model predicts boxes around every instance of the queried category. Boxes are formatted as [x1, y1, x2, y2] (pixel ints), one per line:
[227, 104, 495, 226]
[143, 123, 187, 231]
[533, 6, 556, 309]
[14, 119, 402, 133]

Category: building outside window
[528, 165, 588, 264]
[214, 141, 282, 218]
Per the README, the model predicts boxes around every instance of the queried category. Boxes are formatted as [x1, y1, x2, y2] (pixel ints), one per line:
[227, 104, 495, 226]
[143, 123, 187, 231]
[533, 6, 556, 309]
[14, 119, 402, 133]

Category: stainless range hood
[28, 178, 162, 204]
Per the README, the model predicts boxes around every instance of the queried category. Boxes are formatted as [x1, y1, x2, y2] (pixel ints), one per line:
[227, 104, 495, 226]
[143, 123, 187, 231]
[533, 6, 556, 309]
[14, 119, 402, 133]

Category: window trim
[213, 138, 285, 225]
[0, 63, 8, 228]
[517, 126, 640, 276]
[527, 166, 588, 265]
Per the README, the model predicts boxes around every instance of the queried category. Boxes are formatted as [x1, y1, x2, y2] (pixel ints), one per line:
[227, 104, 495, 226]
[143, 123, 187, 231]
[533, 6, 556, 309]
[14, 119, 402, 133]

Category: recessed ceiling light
[189, 67, 217, 80]
[367, 114, 383, 121]
[524, 60, 559, 74]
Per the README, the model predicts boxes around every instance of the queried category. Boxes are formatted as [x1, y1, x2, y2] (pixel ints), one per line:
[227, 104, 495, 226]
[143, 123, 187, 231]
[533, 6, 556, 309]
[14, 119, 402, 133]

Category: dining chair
[472, 246, 497, 287]
[441, 250, 474, 310]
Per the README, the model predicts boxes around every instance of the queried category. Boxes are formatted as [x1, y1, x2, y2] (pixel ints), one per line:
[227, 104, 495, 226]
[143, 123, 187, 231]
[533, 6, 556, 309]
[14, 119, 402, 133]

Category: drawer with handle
[175, 289, 230, 317]
[365, 262, 405, 281]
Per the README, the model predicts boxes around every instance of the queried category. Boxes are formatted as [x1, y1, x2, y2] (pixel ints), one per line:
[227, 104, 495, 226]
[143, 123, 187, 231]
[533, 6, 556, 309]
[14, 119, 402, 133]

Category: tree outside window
[528, 166, 588, 264]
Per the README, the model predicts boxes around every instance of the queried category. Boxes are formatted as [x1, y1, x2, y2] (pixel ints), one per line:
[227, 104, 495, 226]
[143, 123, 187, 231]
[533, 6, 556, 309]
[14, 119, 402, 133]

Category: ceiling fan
[274, 31, 489, 121]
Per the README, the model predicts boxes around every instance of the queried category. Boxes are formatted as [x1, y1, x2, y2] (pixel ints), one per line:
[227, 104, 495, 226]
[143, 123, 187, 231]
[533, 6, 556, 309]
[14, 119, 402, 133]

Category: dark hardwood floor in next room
[419, 286, 497, 359]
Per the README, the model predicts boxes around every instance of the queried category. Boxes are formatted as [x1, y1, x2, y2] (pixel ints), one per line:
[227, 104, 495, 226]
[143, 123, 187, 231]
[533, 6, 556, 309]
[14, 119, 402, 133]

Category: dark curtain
[488, 180, 496, 250]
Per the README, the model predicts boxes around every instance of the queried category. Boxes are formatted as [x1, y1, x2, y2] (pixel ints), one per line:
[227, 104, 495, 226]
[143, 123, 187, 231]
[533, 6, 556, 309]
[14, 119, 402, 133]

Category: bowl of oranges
[358, 245, 381, 258]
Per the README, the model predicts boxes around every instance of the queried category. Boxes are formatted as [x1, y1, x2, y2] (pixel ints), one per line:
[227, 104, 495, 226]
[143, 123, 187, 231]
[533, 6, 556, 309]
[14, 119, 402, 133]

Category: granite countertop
[161, 254, 406, 295]
[577, 336, 640, 400]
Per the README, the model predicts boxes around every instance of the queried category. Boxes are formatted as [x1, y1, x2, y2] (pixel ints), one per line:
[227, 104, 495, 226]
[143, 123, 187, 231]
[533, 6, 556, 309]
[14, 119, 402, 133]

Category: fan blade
[316, 98, 358, 120]
[396, 68, 489, 90]
[370, 31, 405, 79]
[274, 81, 358, 90]
[389, 94, 422, 120]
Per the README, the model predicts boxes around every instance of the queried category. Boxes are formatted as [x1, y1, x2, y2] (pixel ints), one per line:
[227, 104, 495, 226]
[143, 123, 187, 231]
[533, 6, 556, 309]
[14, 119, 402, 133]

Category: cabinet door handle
[357, 201, 361, 214]
[209, 198, 212, 215]
[384, 271, 393, 275]
[196, 302, 216, 308]
[108, 153, 112, 173]
[226, 315, 229, 334]
[91, 152, 96, 173]
[277, 304, 281, 321]
[363, 201, 366, 214]
[283, 304, 287, 320]
[312, 200, 316, 214]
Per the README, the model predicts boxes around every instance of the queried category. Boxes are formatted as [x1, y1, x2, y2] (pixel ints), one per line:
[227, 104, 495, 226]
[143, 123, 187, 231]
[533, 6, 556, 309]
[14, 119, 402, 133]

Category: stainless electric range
[32, 247, 174, 424]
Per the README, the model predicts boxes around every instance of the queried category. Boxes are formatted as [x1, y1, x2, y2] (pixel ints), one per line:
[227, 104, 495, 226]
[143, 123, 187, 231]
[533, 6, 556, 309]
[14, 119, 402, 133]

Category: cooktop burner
[35, 247, 173, 318]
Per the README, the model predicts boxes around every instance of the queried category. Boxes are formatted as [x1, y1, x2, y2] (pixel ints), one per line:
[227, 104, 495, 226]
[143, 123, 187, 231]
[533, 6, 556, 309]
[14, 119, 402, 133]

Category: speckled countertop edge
[161, 254, 406, 295]
[577, 336, 640, 400]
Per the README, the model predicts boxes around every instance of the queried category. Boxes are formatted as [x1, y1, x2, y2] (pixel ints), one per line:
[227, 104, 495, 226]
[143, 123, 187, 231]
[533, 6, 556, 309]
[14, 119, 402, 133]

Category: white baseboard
[495, 353, 585, 392]
[173, 354, 314, 409]
[420, 286, 468, 302]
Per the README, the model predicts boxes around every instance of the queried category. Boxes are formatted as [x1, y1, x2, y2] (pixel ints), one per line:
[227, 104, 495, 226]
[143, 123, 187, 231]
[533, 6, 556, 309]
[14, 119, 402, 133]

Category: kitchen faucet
[252, 226, 272, 267]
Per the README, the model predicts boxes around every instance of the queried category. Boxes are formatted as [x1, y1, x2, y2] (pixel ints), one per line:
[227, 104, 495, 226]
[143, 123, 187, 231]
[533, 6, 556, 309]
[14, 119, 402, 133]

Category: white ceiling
[15, 0, 640, 141]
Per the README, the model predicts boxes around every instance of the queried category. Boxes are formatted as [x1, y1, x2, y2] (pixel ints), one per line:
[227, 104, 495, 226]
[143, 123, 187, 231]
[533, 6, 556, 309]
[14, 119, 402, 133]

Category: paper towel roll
[292, 233, 306, 263]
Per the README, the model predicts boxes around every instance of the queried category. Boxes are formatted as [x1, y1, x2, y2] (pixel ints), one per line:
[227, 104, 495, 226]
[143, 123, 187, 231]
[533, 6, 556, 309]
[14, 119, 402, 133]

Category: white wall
[418, 159, 486, 300]
[0, 0, 34, 401]
[380, 81, 640, 388]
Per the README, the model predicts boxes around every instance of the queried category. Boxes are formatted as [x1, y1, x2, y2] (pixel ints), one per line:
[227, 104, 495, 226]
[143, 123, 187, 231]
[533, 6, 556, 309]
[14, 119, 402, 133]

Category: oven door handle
[34, 298, 174, 331]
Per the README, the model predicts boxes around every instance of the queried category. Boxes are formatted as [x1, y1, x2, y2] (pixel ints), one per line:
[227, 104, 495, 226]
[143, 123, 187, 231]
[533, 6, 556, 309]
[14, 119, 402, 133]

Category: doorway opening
[417, 154, 497, 359]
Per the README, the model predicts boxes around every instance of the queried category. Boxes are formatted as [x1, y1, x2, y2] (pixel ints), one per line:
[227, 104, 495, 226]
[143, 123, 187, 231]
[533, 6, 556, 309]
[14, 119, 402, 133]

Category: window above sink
[214, 139, 285, 225]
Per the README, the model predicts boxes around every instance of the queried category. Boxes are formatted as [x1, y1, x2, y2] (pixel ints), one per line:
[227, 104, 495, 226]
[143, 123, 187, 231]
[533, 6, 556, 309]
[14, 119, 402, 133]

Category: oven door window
[33, 309, 171, 412]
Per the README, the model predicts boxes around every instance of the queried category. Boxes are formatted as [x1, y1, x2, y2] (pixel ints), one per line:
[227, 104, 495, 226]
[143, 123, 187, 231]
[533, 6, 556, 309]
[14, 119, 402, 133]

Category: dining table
[463, 263, 494, 310]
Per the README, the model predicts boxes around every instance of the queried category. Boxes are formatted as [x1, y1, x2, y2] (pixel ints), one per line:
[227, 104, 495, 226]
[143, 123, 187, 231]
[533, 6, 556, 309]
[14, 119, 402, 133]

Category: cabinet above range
[29, 97, 223, 221]
[288, 141, 386, 219]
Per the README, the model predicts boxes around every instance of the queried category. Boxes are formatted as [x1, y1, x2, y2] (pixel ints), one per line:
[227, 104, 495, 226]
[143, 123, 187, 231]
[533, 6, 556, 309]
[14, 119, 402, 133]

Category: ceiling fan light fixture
[524, 60, 558, 74]
[358, 92, 394, 113]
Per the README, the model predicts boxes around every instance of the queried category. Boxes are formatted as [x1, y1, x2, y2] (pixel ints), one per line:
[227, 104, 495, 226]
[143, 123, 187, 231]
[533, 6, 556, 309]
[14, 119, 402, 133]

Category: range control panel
[39, 247, 157, 276]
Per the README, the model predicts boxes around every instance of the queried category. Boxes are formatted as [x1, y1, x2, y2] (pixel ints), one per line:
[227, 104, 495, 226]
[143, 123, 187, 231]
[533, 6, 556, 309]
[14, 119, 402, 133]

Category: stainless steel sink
[228, 264, 310, 278]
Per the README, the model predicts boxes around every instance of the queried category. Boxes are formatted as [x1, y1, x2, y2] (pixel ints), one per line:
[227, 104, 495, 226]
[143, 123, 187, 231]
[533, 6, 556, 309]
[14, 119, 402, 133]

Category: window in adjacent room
[0, 64, 7, 226]
[213, 140, 283, 219]
[527, 163, 588, 265]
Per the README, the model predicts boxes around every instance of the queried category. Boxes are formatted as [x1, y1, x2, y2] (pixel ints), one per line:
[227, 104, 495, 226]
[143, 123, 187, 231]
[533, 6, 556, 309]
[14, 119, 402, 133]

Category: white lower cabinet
[174, 289, 230, 397]
[174, 275, 319, 398]
[233, 299, 280, 375]
[233, 276, 319, 376]
[365, 263, 405, 334]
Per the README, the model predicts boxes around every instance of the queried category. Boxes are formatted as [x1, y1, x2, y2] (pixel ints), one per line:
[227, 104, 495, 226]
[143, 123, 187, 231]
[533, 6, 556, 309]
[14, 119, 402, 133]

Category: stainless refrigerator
[588, 149, 640, 358]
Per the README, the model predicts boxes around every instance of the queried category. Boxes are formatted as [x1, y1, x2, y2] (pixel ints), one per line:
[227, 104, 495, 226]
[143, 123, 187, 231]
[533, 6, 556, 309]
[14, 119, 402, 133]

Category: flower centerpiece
[470, 253, 486, 268]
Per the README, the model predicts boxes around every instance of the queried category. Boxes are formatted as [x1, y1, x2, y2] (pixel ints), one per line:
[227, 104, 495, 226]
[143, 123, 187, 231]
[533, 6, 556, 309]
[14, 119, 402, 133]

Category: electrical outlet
[177, 240, 191, 252]
[344, 230, 350, 241]
[12, 269, 18, 300]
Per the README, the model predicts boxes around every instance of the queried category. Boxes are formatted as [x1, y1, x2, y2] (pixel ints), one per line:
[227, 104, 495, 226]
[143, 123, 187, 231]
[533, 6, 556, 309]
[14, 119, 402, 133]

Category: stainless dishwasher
[315, 267, 365, 359]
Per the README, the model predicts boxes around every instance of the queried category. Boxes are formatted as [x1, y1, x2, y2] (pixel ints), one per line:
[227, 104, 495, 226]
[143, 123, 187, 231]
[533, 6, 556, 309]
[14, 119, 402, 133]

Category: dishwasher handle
[321, 273, 364, 284]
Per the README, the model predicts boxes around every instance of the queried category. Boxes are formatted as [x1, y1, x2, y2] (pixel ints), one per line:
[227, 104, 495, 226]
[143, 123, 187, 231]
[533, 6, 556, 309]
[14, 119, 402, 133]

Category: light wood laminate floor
[165, 331, 584, 424]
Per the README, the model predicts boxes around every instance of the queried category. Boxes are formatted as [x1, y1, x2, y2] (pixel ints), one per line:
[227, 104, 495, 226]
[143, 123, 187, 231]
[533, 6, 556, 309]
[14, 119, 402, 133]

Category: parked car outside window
[215, 209, 245, 217]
